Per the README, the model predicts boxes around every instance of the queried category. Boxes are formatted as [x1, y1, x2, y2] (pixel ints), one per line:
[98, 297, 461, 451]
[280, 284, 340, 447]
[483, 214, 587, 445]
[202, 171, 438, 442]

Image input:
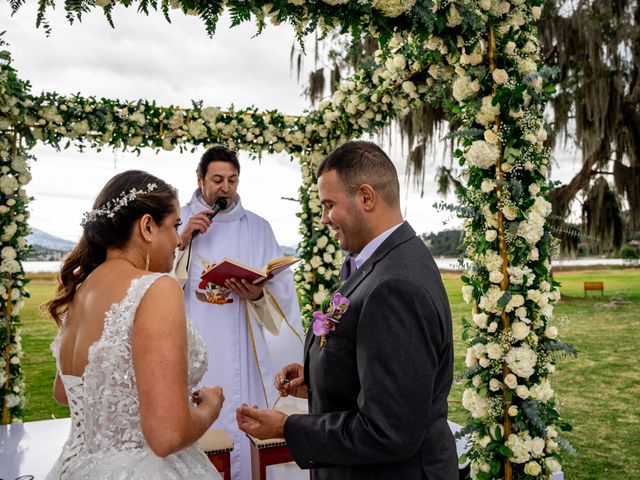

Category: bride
[45, 170, 224, 479]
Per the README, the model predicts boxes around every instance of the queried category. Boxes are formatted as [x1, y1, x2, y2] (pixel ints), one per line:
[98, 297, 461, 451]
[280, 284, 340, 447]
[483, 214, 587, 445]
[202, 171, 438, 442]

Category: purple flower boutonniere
[312, 292, 350, 347]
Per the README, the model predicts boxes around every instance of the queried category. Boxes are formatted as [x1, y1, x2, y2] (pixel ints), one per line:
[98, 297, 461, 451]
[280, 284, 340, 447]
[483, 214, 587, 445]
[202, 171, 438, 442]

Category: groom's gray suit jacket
[284, 222, 458, 480]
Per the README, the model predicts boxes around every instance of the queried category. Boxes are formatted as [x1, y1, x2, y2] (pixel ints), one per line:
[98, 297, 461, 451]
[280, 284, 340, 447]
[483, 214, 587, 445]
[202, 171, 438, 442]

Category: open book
[200, 255, 300, 287]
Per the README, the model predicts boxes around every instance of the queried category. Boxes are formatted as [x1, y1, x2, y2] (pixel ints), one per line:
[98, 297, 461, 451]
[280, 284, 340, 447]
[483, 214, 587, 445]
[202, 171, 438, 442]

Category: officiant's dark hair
[46, 170, 178, 326]
[317, 141, 400, 207]
[198, 145, 241, 179]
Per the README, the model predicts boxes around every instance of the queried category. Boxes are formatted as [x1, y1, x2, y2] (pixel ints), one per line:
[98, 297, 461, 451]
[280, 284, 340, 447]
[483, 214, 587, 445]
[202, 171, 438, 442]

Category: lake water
[23, 258, 630, 273]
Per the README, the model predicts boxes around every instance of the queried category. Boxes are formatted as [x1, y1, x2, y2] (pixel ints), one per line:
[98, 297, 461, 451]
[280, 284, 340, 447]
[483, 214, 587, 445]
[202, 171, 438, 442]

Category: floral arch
[1, 1, 575, 478]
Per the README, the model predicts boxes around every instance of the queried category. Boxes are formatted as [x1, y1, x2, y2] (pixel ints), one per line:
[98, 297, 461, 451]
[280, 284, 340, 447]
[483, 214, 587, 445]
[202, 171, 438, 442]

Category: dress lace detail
[46, 273, 219, 480]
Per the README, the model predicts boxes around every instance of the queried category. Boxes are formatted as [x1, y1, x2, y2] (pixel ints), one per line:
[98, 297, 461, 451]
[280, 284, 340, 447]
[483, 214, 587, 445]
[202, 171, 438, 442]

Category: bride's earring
[145, 239, 151, 271]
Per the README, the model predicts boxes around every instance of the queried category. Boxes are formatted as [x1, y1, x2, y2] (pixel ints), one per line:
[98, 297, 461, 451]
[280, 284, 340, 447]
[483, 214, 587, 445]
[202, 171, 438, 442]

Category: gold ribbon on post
[488, 25, 513, 480]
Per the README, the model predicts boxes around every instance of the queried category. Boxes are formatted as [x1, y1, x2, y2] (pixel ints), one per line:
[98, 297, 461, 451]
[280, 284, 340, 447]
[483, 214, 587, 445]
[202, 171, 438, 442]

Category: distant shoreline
[23, 258, 637, 276]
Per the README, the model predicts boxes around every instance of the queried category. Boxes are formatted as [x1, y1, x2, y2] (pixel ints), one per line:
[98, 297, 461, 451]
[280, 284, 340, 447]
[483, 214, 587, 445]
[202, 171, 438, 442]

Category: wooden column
[488, 26, 513, 480]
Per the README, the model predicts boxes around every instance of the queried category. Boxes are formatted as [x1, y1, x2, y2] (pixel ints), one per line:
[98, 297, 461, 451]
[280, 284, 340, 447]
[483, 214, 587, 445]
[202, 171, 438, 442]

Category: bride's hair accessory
[81, 183, 158, 227]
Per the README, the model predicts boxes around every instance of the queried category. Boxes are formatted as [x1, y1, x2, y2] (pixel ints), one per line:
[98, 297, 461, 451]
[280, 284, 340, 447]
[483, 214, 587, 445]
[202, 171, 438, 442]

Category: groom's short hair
[198, 145, 241, 179]
[317, 141, 400, 207]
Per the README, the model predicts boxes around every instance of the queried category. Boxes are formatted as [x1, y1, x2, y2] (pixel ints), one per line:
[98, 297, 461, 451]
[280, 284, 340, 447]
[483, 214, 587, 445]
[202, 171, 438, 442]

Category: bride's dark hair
[46, 170, 178, 326]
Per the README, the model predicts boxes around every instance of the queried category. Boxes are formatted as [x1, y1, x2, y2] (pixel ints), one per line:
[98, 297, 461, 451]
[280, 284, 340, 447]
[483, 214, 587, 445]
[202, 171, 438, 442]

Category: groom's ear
[357, 184, 377, 212]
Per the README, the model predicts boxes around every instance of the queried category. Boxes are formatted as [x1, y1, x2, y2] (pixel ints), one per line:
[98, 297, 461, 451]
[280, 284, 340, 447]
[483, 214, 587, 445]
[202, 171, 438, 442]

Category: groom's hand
[236, 404, 287, 440]
[275, 363, 308, 399]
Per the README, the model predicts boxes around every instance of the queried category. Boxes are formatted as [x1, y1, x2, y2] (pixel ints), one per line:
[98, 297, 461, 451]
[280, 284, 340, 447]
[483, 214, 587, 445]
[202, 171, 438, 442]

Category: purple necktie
[339, 254, 357, 281]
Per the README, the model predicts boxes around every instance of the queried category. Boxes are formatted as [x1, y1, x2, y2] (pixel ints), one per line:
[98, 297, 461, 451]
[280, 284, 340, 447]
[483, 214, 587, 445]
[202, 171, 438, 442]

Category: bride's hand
[192, 386, 224, 421]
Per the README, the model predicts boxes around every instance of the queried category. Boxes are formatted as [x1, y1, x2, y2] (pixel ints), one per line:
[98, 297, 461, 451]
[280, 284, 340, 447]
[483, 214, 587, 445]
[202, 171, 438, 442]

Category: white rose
[489, 270, 504, 284]
[532, 6, 542, 20]
[462, 285, 474, 303]
[498, 1, 511, 14]
[502, 205, 518, 220]
[516, 385, 530, 399]
[484, 129, 499, 144]
[504, 373, 518, 389]
[489, 378, 502, 391]
[485, 230, 498, 242]
[486, 342, 503, 360]
[529, 248, 539, 261]
[492, 68, 509, 85]
[481, 179, 496, 193]
[529, 184, 541, 195]
[508, 405, 519, 416]
[487, 321, 498, 333]
[544, 326, 559, 339]
[511, 322, 530, 340]
[524, 461, 542, 476]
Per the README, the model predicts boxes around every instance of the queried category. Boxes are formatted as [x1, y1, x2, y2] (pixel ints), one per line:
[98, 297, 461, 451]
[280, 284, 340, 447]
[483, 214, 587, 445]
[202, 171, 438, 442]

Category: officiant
[178, 145, 304, 480]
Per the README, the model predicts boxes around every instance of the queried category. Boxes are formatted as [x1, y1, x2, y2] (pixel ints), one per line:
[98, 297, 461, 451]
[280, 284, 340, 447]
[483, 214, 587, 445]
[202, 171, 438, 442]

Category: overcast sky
[1, 3, 584, 246]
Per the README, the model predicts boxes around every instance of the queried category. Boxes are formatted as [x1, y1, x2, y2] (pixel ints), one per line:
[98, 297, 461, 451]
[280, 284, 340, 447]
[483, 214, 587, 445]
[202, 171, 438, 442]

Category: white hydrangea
[505, 432, 533, 463]
[462, 388, 490, 419]
[530, 379, 554, 403]
[372, 0, 416, 17]
[472, 312, 488, 329]
[475, 96, 501, 127]
[518, 58, 538, 76]
[0, 175, 19, 195]
[478, 286, 505, 314]
[484, 250, 503, 272]
[505, 345, 537, 378]
[452, 75, 480, 102]
[466, 140, 500, 169]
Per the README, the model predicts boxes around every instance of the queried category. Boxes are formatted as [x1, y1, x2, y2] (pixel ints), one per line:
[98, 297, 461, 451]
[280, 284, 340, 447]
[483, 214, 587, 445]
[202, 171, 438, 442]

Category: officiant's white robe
[181, 190, 304, 480]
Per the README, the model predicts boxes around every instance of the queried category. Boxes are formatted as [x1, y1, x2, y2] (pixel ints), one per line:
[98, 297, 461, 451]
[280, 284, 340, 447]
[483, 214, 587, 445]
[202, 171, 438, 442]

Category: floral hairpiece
[81, 183, 158, 227]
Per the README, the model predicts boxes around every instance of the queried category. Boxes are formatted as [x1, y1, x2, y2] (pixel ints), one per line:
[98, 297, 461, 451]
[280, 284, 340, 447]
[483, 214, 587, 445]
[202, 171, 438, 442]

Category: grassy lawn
[17, 269, 640, 479]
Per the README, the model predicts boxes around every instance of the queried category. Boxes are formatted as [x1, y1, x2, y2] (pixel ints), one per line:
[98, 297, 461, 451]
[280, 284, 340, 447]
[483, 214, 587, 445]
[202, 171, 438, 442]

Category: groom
[237, 141, 458, 479]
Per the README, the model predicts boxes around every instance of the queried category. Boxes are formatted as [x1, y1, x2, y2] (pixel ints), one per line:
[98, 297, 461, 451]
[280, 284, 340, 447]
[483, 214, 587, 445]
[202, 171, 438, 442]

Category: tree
[296, 0, 640, 251]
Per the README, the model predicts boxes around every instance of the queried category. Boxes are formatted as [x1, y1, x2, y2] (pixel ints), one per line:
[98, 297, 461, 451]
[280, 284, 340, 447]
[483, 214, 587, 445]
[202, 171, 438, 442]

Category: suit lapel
[303, 222, 417, 362]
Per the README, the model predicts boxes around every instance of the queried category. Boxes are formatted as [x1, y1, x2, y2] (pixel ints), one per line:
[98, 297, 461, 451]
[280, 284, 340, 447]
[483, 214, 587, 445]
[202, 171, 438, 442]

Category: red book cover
[200, 256, 299, 288]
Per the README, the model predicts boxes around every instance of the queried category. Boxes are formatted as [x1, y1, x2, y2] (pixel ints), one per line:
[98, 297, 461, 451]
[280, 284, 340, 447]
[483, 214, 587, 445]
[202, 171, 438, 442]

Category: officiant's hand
[275, 363, 308, 399]
[179, 210, 215, 247]
[236, 404, 287, 440]
[224, 277, 265, 301]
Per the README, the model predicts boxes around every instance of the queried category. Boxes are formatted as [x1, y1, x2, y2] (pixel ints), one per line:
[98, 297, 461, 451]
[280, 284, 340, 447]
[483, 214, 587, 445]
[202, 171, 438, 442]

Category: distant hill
[24, 228, 299, 261]
[420, 230, 464, 257]
[27, 228, 75, 261]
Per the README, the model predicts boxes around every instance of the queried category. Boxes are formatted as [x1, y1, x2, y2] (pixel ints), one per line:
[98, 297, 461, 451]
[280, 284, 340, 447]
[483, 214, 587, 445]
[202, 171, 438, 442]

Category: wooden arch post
[488, 25, 513, 480]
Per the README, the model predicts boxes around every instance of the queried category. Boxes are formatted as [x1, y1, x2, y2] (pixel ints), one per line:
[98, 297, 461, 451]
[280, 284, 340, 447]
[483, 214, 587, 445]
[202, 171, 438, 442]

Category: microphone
[191, 197, 228, 239]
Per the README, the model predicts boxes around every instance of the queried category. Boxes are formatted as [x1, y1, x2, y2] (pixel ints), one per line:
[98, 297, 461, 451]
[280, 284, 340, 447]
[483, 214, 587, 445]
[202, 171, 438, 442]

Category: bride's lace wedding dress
[46, 273, 221, 479]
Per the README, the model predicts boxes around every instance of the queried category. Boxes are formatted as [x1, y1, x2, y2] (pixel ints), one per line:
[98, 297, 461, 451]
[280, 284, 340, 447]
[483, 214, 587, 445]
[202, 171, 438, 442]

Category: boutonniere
[312, 292, 350, 347]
